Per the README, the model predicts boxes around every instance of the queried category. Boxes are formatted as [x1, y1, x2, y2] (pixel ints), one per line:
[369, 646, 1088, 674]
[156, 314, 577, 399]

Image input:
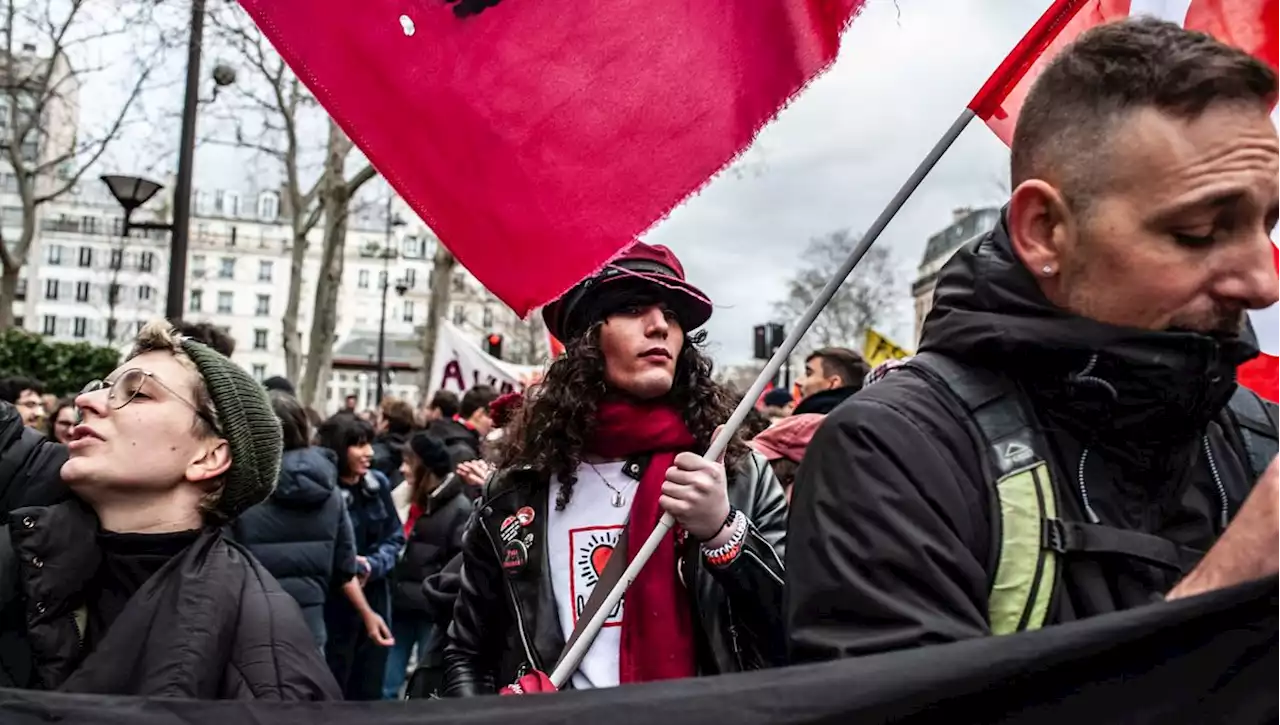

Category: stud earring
[1041, 264, 1055, 276]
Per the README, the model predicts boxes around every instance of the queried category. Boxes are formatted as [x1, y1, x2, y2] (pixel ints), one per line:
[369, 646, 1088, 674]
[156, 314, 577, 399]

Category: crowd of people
[0, 17, 1273, 707]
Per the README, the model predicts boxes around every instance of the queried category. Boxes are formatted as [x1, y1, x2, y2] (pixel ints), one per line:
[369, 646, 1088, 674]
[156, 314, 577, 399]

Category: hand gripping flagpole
[549, 0, 1087, 687]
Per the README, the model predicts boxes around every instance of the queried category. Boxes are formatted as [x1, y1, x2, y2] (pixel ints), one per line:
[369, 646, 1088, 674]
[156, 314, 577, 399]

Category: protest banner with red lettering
[429, 321, 542, 397]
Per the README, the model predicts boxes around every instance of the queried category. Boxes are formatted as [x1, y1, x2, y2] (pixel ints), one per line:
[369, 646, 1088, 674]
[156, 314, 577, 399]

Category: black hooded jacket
[231, 447, 359, 619]
[427, 418, 482, 467]
[786, 211, 1276, 663]
[391, 473, 472, 614]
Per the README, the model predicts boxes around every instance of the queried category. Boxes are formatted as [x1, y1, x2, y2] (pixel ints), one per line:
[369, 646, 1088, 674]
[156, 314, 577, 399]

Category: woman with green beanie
[0, 319, 339, 699]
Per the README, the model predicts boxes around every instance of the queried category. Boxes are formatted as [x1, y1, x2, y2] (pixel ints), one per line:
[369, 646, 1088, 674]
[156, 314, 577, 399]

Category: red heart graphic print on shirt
[570, 525, 624, 627]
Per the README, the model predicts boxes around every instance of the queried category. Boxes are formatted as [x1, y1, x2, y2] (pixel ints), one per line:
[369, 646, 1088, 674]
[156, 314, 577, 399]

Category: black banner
[0, 576, 1274, 724]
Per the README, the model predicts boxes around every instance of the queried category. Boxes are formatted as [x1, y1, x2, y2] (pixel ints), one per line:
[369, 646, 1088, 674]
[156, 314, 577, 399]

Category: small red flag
[972, 0, 1279, 141]
[239, 0, 866, 317]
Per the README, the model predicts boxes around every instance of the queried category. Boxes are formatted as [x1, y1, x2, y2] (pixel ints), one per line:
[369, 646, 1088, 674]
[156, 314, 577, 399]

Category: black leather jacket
[443, 452, 788, 695]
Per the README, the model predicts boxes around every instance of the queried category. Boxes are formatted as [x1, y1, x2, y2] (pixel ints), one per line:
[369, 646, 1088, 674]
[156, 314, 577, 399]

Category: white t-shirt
[547, 461, 637, 690]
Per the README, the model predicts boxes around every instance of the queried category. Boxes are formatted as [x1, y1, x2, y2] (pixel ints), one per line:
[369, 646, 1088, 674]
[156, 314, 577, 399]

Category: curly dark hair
[500, 323, 747, 509]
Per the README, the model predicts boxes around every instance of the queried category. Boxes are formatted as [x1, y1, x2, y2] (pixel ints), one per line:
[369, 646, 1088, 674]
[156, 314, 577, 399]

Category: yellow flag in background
[863, 329, 911, 369]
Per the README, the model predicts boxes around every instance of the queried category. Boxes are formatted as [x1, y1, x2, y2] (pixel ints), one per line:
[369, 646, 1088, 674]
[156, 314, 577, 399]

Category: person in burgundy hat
[443, 242, 788, 695]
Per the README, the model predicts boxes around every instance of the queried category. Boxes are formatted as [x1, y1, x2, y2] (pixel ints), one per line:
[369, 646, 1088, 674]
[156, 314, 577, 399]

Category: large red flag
[970, 0, 1279, 402]
[239, 0, 866, 318]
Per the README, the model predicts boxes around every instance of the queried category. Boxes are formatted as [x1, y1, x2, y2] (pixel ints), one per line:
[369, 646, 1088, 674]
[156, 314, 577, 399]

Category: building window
[192, 254, 206, 279]
[402, 300, 414, 323]
[189, 288, 203, 312]
[12, 315, 21, 329]
[106, 319, 116, 341]
[139, 252, 154, 272]
[357, 269, 369, 289]
[226, 191, 241, 217]
[81, 216, 98, 235]
[75, 281, 89, 302]
[217, 290, 233, 314]
[451, 304, 465, 326]
[139, 285, 152, 301]
[196, 223, 209, 241]
[14, 277, 25, 301]
[482, 306, 494, 328]
[72, 317, 86, 338]
[255, 294, 270, 316]
[107, 283, 120, 305]
[451, 273, 466, 293]
[214, 190, 225, 214]
[45, 244, 62, 265]
[78, 246, 92, 267]
[109, 249, 122, 270]
[378, 270, 388, 289]
[44, 279, 58, 300]
[195, 190, 210, 215]
[258, 260, 272, 282]
[403, 268, 416, 289]
[219, 257, 234, 279]
[251, 364, 266, 381]
[42, 315, 55, 335]
[257, 192, 279, 221]
[253, 329, 268, 350]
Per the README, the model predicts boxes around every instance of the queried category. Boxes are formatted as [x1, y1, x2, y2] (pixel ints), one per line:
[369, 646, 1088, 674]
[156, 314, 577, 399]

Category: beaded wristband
[702, 510, 747, 567]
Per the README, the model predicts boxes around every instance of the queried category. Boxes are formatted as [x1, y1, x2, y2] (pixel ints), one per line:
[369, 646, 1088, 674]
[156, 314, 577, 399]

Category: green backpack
[907, 352, 1278, 635]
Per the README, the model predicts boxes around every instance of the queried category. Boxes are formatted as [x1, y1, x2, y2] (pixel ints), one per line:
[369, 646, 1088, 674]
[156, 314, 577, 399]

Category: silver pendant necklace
[588, 462, 634, 508]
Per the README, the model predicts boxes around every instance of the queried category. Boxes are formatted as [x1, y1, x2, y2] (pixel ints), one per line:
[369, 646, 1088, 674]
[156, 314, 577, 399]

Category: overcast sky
[644, 0, 1050, 365]
[81, 0, 1053, 366]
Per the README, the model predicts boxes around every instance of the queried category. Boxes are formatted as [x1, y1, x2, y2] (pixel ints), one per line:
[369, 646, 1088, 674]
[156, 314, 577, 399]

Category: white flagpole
[549, 106, 979, 688]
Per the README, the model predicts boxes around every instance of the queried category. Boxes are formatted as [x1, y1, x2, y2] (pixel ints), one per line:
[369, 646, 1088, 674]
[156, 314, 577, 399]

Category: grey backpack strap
[1223, 386, 1278, 481]
[907, 352, 1061, 635]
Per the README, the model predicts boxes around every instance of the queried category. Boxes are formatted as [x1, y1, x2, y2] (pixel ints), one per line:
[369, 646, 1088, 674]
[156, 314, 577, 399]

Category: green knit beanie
[179, 339, 282, 521]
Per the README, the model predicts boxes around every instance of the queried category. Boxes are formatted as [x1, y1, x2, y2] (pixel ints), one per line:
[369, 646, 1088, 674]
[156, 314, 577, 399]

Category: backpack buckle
[1042, 518, 1069, 554]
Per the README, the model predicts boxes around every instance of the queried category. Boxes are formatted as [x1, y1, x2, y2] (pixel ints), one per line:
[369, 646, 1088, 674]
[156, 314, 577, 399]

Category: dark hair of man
[379, 396, 417, 435]
[499, 325, 748, 510]
[460, 385, 498, 420]
[806, 348, 869, 392]
[270, 390, 311, 451]
[1011, 17, 1277, 216]
[172, 321, 237, 357]
[317, 412, 375, 478]
[429, 389, 460, 419]
[0, 375, 43, 403]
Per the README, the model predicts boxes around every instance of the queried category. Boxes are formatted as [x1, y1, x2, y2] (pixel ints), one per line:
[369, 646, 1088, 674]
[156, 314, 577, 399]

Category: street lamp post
[101, 9, 235, 322]
[374, 198, 407, 405]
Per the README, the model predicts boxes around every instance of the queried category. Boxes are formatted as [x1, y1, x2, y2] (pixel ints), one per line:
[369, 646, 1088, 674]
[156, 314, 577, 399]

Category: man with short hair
[420, 389, 459, 427]
[0, 376, 45, 429]
[760, 388, 795, 424]
[788, 18, 1279, 663]
[0, 320, 338, 698]
[427, 385, 496, 468]
[793, 348, 869, 416]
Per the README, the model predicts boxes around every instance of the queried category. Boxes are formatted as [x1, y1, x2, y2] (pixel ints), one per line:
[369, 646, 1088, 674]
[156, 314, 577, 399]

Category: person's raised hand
[456, 459, 494, 489]
[1168, 455, 1277, 600]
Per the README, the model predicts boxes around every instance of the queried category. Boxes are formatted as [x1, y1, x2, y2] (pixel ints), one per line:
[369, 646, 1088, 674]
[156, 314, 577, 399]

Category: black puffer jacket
[373, 431, 410, 489]
[0, 403, 69, 512]
[392, 474, 472, 614]
[444, 452, 787, 695]
[786, 209, 1276, 663]
[231, 447, 358, 621]
[0, 500, 339, 699]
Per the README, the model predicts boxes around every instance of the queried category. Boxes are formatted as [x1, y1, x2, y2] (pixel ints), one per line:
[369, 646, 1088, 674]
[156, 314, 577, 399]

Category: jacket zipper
[480, 515, 541, 672]
[725, 598, 744, 670]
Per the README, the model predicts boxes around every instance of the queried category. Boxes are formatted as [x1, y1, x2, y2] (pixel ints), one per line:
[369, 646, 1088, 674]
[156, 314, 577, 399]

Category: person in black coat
[318, 413, 405, 700]
[232, 391, 392, 651]
[382, 432, 472, 699]
[0, 321, 338, 699]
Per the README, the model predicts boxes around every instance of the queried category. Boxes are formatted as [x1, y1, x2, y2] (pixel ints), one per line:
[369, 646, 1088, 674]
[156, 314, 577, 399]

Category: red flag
[972, 0, 1280, 138]
[239, 0, 866, 318]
